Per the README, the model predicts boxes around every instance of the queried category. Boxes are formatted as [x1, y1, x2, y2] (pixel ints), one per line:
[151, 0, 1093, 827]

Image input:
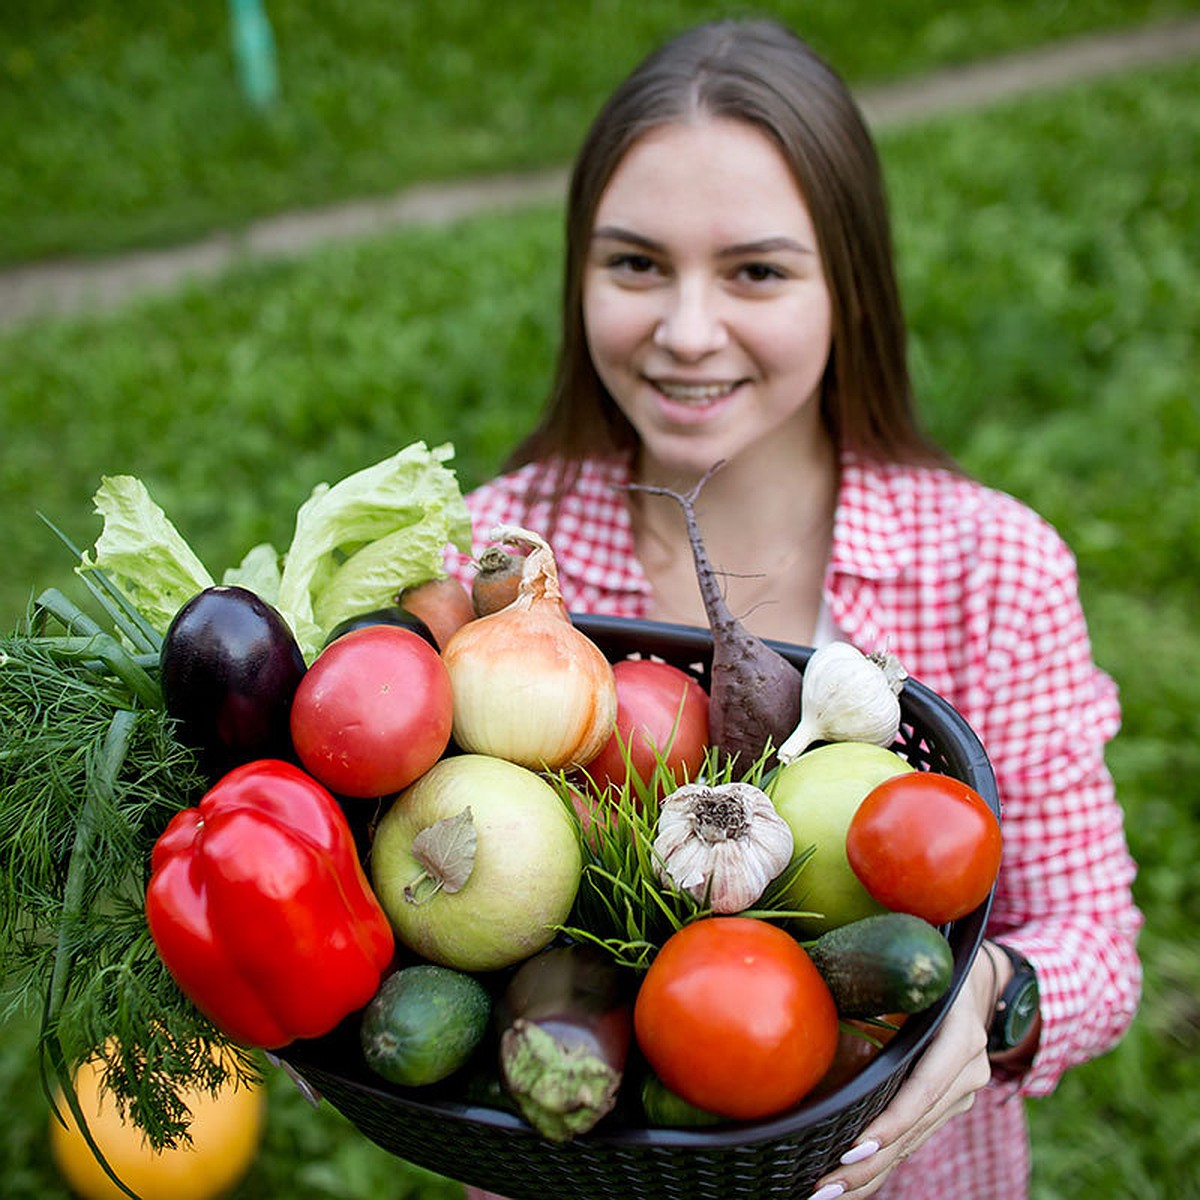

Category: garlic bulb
[653, 781, 794, 913]
[776, 641, 908, 764]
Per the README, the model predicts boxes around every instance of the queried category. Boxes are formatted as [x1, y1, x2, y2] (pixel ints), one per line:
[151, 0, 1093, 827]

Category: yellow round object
[48, 1052, 266, 1200]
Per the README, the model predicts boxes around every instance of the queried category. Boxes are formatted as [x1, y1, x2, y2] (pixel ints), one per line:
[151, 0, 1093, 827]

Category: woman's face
[582, 117, 834, 482]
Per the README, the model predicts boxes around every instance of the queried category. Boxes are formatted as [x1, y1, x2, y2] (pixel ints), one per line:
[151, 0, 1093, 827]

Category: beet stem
[626, 462, 803, 768]
[627, 461, 739, 633]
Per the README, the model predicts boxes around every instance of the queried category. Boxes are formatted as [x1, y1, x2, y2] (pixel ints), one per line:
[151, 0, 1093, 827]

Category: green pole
[228, 0, 279, 109]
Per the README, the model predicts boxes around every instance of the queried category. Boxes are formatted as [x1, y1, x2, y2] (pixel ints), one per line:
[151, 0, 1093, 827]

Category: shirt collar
[576, 450, 914, 595]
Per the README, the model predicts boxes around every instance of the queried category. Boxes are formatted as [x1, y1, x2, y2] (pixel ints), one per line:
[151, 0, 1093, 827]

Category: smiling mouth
[652, 380, 742, 403]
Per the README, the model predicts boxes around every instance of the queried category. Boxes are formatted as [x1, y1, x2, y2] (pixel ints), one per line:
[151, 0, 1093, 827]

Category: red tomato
[289, 626, 453, 798]
[585, 659, 709, 792]
[633, 917, 838, 1120]
[845, 772, 1002, 923]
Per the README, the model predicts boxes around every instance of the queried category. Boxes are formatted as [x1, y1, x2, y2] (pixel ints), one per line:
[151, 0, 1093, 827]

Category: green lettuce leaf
[222, 542, 283, 602]
[78, 442, 472, 657]
[80, 476, 215, 631]
[275, 441, 473, 660]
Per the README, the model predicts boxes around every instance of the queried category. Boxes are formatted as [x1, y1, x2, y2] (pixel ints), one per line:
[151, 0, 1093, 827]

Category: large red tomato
[585, 659, 709, 792]
[633, 917, 838, 1120]
[290, 625, 453, 797]
[845, 772, 1002, 924]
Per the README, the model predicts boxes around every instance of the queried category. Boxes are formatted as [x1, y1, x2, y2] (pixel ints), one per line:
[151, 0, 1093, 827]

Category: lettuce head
[82, 442, 474, 661]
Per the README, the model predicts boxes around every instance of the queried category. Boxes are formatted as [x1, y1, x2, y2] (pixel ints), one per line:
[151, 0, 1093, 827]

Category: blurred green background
[3, 0, 1194, 265]
[3, 2, 1199, 1197]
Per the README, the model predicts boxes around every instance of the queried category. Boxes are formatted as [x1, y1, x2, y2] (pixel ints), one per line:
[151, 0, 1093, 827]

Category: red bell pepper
[146, 759, 394, 1048]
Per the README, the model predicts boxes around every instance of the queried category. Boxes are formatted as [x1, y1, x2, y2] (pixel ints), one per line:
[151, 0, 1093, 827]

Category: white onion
[442, 526, 617, 771]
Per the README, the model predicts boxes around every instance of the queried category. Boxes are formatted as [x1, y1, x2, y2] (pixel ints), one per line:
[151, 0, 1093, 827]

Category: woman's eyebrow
[590, 225, 664, 251]
[719, 236, 815, 257]
[591, 226, 814, 257]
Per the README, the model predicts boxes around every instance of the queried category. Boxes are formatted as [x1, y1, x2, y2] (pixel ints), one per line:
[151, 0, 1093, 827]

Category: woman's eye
[739, 262, 787, 283]
[609, 252, 658, 274]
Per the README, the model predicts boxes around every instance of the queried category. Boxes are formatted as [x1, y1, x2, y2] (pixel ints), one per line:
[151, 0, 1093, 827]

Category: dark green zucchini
[808, 912, 954, 1017]
[324, 605, 438, 648]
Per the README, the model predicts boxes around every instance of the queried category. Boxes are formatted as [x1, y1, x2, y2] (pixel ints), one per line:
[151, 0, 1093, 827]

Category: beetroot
[629, 465, 803, 770]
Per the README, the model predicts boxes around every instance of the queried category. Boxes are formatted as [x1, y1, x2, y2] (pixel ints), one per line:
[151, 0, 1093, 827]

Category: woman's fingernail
[841, 1138, 880, 1165]
[809, 1185, 846, 1200]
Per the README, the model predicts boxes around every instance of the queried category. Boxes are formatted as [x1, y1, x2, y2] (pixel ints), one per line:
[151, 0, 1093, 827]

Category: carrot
[470, 545, 526, 617]
[396, 576, 476, 650]
[628, 464, 803, 770]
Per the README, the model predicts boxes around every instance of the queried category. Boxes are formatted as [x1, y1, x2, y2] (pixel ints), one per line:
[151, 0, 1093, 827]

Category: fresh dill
[1, 584, 259, 1162]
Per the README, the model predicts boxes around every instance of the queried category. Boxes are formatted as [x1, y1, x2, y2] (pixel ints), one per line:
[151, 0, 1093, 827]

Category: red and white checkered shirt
[449, 451, 1143, 1199]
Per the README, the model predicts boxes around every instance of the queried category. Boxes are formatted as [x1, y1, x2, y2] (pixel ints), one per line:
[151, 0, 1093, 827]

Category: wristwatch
[987, 943, 1040, 1055]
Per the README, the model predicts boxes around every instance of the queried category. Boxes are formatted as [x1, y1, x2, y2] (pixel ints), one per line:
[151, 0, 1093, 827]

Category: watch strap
[987, 942, 1039, 1054]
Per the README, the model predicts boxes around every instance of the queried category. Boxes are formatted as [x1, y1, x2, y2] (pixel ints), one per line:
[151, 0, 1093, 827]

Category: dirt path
[2, 16, 1198, 329]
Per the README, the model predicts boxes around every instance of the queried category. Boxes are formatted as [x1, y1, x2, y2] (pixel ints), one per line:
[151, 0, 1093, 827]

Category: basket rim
[283, 614, 998, 1152]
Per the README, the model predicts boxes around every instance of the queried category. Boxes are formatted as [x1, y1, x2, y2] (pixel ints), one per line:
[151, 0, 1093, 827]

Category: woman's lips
[644, 377, 746, 426]
[650, 379, 743, 404]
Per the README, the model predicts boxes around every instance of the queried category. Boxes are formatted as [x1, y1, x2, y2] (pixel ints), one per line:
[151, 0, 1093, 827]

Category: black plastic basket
[282, 615, 999, 1199]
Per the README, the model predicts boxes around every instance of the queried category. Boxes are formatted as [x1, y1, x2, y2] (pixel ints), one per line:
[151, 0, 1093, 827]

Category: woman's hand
[806, 945, 1007, 1200]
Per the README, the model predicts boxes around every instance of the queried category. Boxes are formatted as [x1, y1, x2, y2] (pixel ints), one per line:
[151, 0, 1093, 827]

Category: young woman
[452, 19, 1142, 1199]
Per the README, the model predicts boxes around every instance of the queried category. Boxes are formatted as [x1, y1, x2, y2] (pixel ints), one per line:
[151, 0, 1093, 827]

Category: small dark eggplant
[496, 943, 633, 1142]
[160, 585, 307, 775]
[324, 605, 438, 649]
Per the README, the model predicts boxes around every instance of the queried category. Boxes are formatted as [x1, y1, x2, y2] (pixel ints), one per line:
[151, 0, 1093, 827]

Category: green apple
[372, 754, 582, 971]
[771, 742, 913, 937]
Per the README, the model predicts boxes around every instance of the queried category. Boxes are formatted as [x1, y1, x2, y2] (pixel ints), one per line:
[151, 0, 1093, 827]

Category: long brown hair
[506, 18, 949, 472]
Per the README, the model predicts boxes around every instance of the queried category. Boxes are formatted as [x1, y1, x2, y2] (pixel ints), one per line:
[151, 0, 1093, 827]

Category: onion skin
[441, 527, 617, 772]
[443, 607, 617, 770]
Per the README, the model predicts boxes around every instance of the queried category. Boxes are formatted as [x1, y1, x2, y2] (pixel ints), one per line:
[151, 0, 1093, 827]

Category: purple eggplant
[324, 605, 438, 649]
[497, 944, 633, 1142]
[160, 585, 306, 775]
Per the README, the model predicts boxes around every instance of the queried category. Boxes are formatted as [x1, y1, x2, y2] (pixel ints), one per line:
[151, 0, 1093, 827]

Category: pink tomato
[585, 659, 709, 793]
[290, 626, 453, 797]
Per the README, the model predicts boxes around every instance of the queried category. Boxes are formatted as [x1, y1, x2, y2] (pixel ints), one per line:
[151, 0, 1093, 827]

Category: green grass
[2, 0, 1197, 263]
[0, 206, 563, 624]
[2, 40, 1199, 1200]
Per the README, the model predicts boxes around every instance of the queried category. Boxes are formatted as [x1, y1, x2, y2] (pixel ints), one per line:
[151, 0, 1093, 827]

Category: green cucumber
[640, 1071, 726, 1128]
[360, 964, 491, 1087]
[808, 912, 954, 1017]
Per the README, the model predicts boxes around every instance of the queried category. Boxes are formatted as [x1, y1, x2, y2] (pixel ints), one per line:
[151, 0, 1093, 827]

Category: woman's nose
[652, 281, 728, 360]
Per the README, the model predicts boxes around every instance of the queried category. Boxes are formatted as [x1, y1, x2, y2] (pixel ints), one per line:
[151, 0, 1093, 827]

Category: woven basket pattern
[282, 615, 998, 1199]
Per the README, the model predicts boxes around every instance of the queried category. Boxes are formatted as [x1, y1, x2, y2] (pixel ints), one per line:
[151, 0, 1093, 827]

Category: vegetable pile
[0, 444, 1002, 1188]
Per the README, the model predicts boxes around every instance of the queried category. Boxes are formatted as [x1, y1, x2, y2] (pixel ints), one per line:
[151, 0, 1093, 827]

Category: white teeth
[655, 382, 737, 402]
